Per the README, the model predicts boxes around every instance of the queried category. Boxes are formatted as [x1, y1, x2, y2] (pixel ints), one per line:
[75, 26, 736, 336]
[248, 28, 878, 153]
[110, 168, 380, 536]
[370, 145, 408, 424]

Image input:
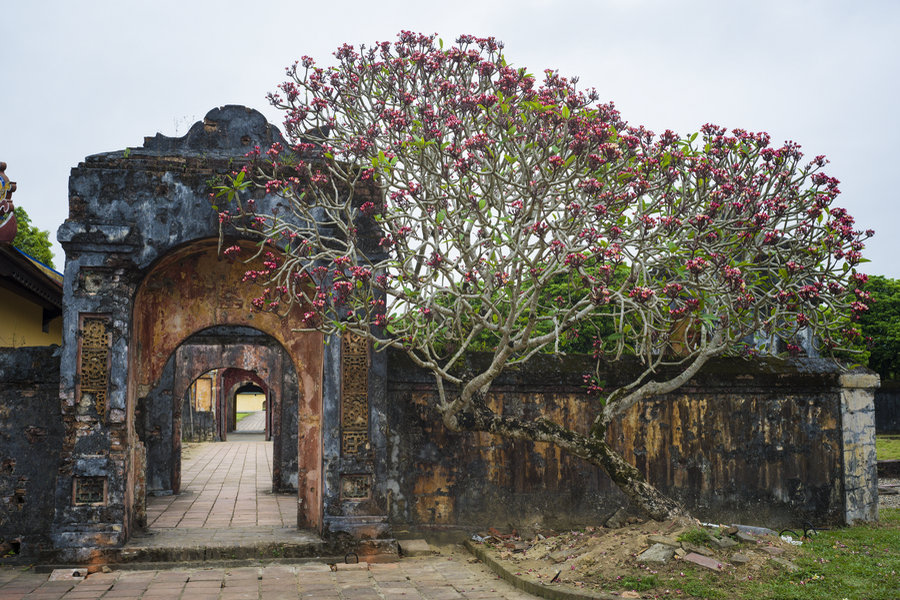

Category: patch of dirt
[471, 518, 806, 597]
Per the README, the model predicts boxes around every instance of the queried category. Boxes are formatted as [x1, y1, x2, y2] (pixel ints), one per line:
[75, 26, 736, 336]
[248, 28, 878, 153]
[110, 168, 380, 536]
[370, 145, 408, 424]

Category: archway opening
[141, 327, 299, 531]
[127, 239, 324, 534]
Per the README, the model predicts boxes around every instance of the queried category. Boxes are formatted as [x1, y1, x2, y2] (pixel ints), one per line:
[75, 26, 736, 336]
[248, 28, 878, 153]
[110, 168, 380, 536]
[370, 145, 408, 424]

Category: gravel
[878, 477, 900, 510]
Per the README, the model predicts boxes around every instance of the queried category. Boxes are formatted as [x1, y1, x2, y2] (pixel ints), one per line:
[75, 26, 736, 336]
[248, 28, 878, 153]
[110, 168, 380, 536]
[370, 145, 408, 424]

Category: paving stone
[735, 531, 758, 543]
[761, 546, 785, 556]
[2, 551, 536, 599]
[638, 543, 676, 564]
[731, 552, 751, 565]
[682, 552, 726, 570]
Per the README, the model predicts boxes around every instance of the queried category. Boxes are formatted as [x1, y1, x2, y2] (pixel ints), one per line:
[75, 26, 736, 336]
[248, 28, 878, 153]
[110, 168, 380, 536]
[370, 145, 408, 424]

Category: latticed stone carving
[341, 333, 368, 455]
[73, 476, 107, 506]
[79, 316, 111, 417]
[341, 475, 372, 500]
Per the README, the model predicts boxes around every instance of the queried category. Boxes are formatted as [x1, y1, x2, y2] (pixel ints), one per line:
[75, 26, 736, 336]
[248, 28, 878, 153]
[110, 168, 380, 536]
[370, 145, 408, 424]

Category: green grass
[617, 574, 659, 591]
[678, 527, 714, 545]
[876, 435, 900, 460]
[234, 412, 251, 423]
[737, 509, 900, 599]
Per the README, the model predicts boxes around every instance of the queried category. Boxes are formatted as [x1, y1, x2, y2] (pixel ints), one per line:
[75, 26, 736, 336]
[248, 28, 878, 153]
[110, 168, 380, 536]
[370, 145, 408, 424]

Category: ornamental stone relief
[78, 316, 111, 417]
[341, 333, 369, 455]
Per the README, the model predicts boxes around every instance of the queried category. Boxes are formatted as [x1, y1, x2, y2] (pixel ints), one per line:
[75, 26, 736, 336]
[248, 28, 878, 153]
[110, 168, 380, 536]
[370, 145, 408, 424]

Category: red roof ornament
[0, 161, 18, 243]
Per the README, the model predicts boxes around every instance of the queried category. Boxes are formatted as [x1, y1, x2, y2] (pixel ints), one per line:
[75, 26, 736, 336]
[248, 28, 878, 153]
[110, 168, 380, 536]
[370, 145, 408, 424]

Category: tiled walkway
[0, 437, 541, 599]
[146, 439, 294, 529]
[0, 553, 538, 599]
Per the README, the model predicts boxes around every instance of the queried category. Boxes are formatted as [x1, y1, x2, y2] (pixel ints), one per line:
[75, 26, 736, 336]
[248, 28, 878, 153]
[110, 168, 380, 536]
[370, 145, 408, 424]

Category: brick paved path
[235, 411, 265, 432]
[146, 440, 294, 529]
[0, 553, 538, 599]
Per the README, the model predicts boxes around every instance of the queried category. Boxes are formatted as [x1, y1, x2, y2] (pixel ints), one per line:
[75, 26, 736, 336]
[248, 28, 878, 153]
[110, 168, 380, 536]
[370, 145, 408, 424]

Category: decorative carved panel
[78, 315, 111, 417]
[73, 476, 107, 506]
[341, 475, 372, 501]
[341, 333, 368, 455]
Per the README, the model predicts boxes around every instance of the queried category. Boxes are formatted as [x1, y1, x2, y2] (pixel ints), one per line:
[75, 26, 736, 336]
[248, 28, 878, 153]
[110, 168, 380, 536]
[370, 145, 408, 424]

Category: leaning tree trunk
[451, 399, 686, 522]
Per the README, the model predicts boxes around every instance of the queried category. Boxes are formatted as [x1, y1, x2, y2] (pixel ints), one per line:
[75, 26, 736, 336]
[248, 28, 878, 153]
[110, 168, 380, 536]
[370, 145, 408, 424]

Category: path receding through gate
[146, 437, 292, 529]
[123, 438, 322, 559]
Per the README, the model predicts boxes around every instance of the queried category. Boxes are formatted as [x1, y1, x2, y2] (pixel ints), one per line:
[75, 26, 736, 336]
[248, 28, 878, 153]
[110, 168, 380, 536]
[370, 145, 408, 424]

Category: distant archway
[220, 368, 270, 438]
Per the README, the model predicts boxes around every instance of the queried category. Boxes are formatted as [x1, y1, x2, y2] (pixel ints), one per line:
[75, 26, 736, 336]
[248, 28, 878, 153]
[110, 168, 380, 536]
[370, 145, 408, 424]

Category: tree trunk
[452, 400, 686, 522]
[588, 436, 685, 521]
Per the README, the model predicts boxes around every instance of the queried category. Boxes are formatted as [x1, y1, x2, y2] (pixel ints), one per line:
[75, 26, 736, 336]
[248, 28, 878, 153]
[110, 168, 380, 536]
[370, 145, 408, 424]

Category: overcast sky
[4, 0, 899, 276]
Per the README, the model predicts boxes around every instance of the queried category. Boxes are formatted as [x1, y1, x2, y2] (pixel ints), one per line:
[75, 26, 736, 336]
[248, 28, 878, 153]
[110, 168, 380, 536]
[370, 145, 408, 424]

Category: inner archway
[127, 239, 323, 532]
[221, 370, 270, 439]
[232, 382, 267, 434]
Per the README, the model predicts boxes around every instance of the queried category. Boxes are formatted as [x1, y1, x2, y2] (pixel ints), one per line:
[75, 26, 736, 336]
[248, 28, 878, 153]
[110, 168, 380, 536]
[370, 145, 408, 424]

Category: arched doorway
[219, 369, 270, 439]
[127, 240, 323, 532]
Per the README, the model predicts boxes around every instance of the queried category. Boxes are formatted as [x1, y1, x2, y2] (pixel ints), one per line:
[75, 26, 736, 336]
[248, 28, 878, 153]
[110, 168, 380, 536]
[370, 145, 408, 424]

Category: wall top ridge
[88, 105, 287, 162]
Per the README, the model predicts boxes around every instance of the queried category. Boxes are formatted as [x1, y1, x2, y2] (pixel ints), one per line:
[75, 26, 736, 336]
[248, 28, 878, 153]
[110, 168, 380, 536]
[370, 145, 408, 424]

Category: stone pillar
[320, 332, 390, 540]
[839, 372, 880, 523]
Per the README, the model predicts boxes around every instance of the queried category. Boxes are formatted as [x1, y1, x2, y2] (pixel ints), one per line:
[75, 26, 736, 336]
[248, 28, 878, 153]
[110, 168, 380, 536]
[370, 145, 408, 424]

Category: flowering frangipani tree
[215, 32, 872, 519]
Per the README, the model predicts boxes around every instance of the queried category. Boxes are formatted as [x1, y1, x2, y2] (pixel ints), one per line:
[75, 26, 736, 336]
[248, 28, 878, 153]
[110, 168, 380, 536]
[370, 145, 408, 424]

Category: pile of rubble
[470, 516, 806, 593]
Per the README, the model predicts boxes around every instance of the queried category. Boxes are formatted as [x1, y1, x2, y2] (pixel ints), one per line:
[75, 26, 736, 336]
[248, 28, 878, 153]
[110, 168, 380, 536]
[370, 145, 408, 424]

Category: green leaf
[561, 105, 570, 119]
[436, 210, 446, 224]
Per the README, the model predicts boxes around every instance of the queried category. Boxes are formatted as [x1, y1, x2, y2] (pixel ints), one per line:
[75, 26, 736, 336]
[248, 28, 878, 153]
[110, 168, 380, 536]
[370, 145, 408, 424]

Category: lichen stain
[413, 464, 454, 524]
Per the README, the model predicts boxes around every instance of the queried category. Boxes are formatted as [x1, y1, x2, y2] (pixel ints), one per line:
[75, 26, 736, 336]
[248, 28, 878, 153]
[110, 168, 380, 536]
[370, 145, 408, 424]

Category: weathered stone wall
[385, 350, 878, 533]
[53, 106, 332, 554]
[875, 380, 900, 433]
[0, 347, 64, 559]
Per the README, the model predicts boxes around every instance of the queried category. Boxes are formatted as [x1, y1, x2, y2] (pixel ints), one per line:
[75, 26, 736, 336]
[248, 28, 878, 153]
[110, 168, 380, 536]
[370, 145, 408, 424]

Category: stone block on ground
[731, 553, 751, 565]
[48, 569, 86, 581]
[647, 535, 680, 547]
[398, 539, 434, 557]
[549, 549, 571, 563]
[769, 556, 799, 572]
[681, 542, 712, 556]
[761, 546, 784, 556]
[710, 536, 738, 549]
[735, 531, 758, 543]
[683, 552, 726, 570]
[605, 507, 628, 528]
[638, 543, 676, 564]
